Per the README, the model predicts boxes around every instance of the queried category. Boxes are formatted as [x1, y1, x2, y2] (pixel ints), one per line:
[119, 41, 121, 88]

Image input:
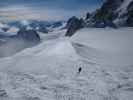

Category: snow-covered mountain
[65, 0, 133, 36]
[7, 20, 66, 33]
[88, 0, 133, 27]
[0, 24, 41, 57]
[0, 20, 66, 57]
[116, 0, 133, 26]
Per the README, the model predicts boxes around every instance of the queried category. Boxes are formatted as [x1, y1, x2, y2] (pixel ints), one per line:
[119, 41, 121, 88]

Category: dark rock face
[1, 27, 9, 32]
[86, 12, 91, 20]
[127, 1, 133, 26]
[92, 0, 123, 23]
[17, 28, 40, 44]
[92, 0, 133, 27]
[101, 0, 123, 11]
[93, 9, 117, 23]
[65, 16, 84, 37]
[0, 90, 8, 97]
[86, 0, 133, 28]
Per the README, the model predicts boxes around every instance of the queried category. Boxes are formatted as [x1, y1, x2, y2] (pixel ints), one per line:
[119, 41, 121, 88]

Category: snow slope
[0, 28, 133, 100]
[71, 28, 133, 66]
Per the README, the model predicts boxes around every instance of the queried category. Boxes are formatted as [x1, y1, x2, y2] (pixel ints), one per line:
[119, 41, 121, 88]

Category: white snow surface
[0, 28, 133, 100]
[71, 28, 133, 66]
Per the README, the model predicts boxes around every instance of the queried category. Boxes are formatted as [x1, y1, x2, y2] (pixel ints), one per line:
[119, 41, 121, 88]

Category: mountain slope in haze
[0, 20, 66, 58]
[0, 28, 40, 58]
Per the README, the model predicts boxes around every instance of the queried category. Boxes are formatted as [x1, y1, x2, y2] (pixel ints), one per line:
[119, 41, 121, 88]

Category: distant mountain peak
[20, 20, 30, 26]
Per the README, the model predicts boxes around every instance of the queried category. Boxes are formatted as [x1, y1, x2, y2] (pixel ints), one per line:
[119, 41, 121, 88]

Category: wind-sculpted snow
[0, 28, 133, 100]
[71, 28, 133, 66]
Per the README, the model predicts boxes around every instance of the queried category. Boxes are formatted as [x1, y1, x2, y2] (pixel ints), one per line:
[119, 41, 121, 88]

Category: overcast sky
[0, 0, 102, 21]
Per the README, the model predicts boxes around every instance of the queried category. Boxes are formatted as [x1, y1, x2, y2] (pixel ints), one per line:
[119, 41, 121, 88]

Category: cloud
[0, 0, 101, 8]
[0, 0, 102, 21]
[0, 5, 98, 21]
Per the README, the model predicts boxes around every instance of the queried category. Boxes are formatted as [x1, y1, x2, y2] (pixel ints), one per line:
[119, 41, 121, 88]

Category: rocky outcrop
[92, 0, 133, 27]
[93, 0, 122, 20]
[65, 16, 84, 37]
[65, 0, 125, 36]
[127, 1, 133, 26]
[85, 12, 91, 20]
[0, 90, 8, 97]
[65, 0, 133, 35]
[89, 0, 125, 28]
[17, 28, 40, 44]
[0, 28, 41, 57]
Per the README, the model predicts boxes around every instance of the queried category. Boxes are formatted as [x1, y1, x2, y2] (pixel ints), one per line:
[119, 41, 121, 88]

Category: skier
[78, 67, 82, 74]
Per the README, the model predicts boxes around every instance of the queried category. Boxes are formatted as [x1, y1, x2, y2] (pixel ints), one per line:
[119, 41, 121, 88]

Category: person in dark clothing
[78, 67, 82, 74]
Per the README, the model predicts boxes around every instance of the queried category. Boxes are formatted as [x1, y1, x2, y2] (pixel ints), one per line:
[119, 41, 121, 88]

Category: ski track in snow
[0, 28, 133, 100]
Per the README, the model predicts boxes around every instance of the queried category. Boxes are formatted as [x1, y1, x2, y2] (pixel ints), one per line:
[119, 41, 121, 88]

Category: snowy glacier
[0, 28, 133, 100]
